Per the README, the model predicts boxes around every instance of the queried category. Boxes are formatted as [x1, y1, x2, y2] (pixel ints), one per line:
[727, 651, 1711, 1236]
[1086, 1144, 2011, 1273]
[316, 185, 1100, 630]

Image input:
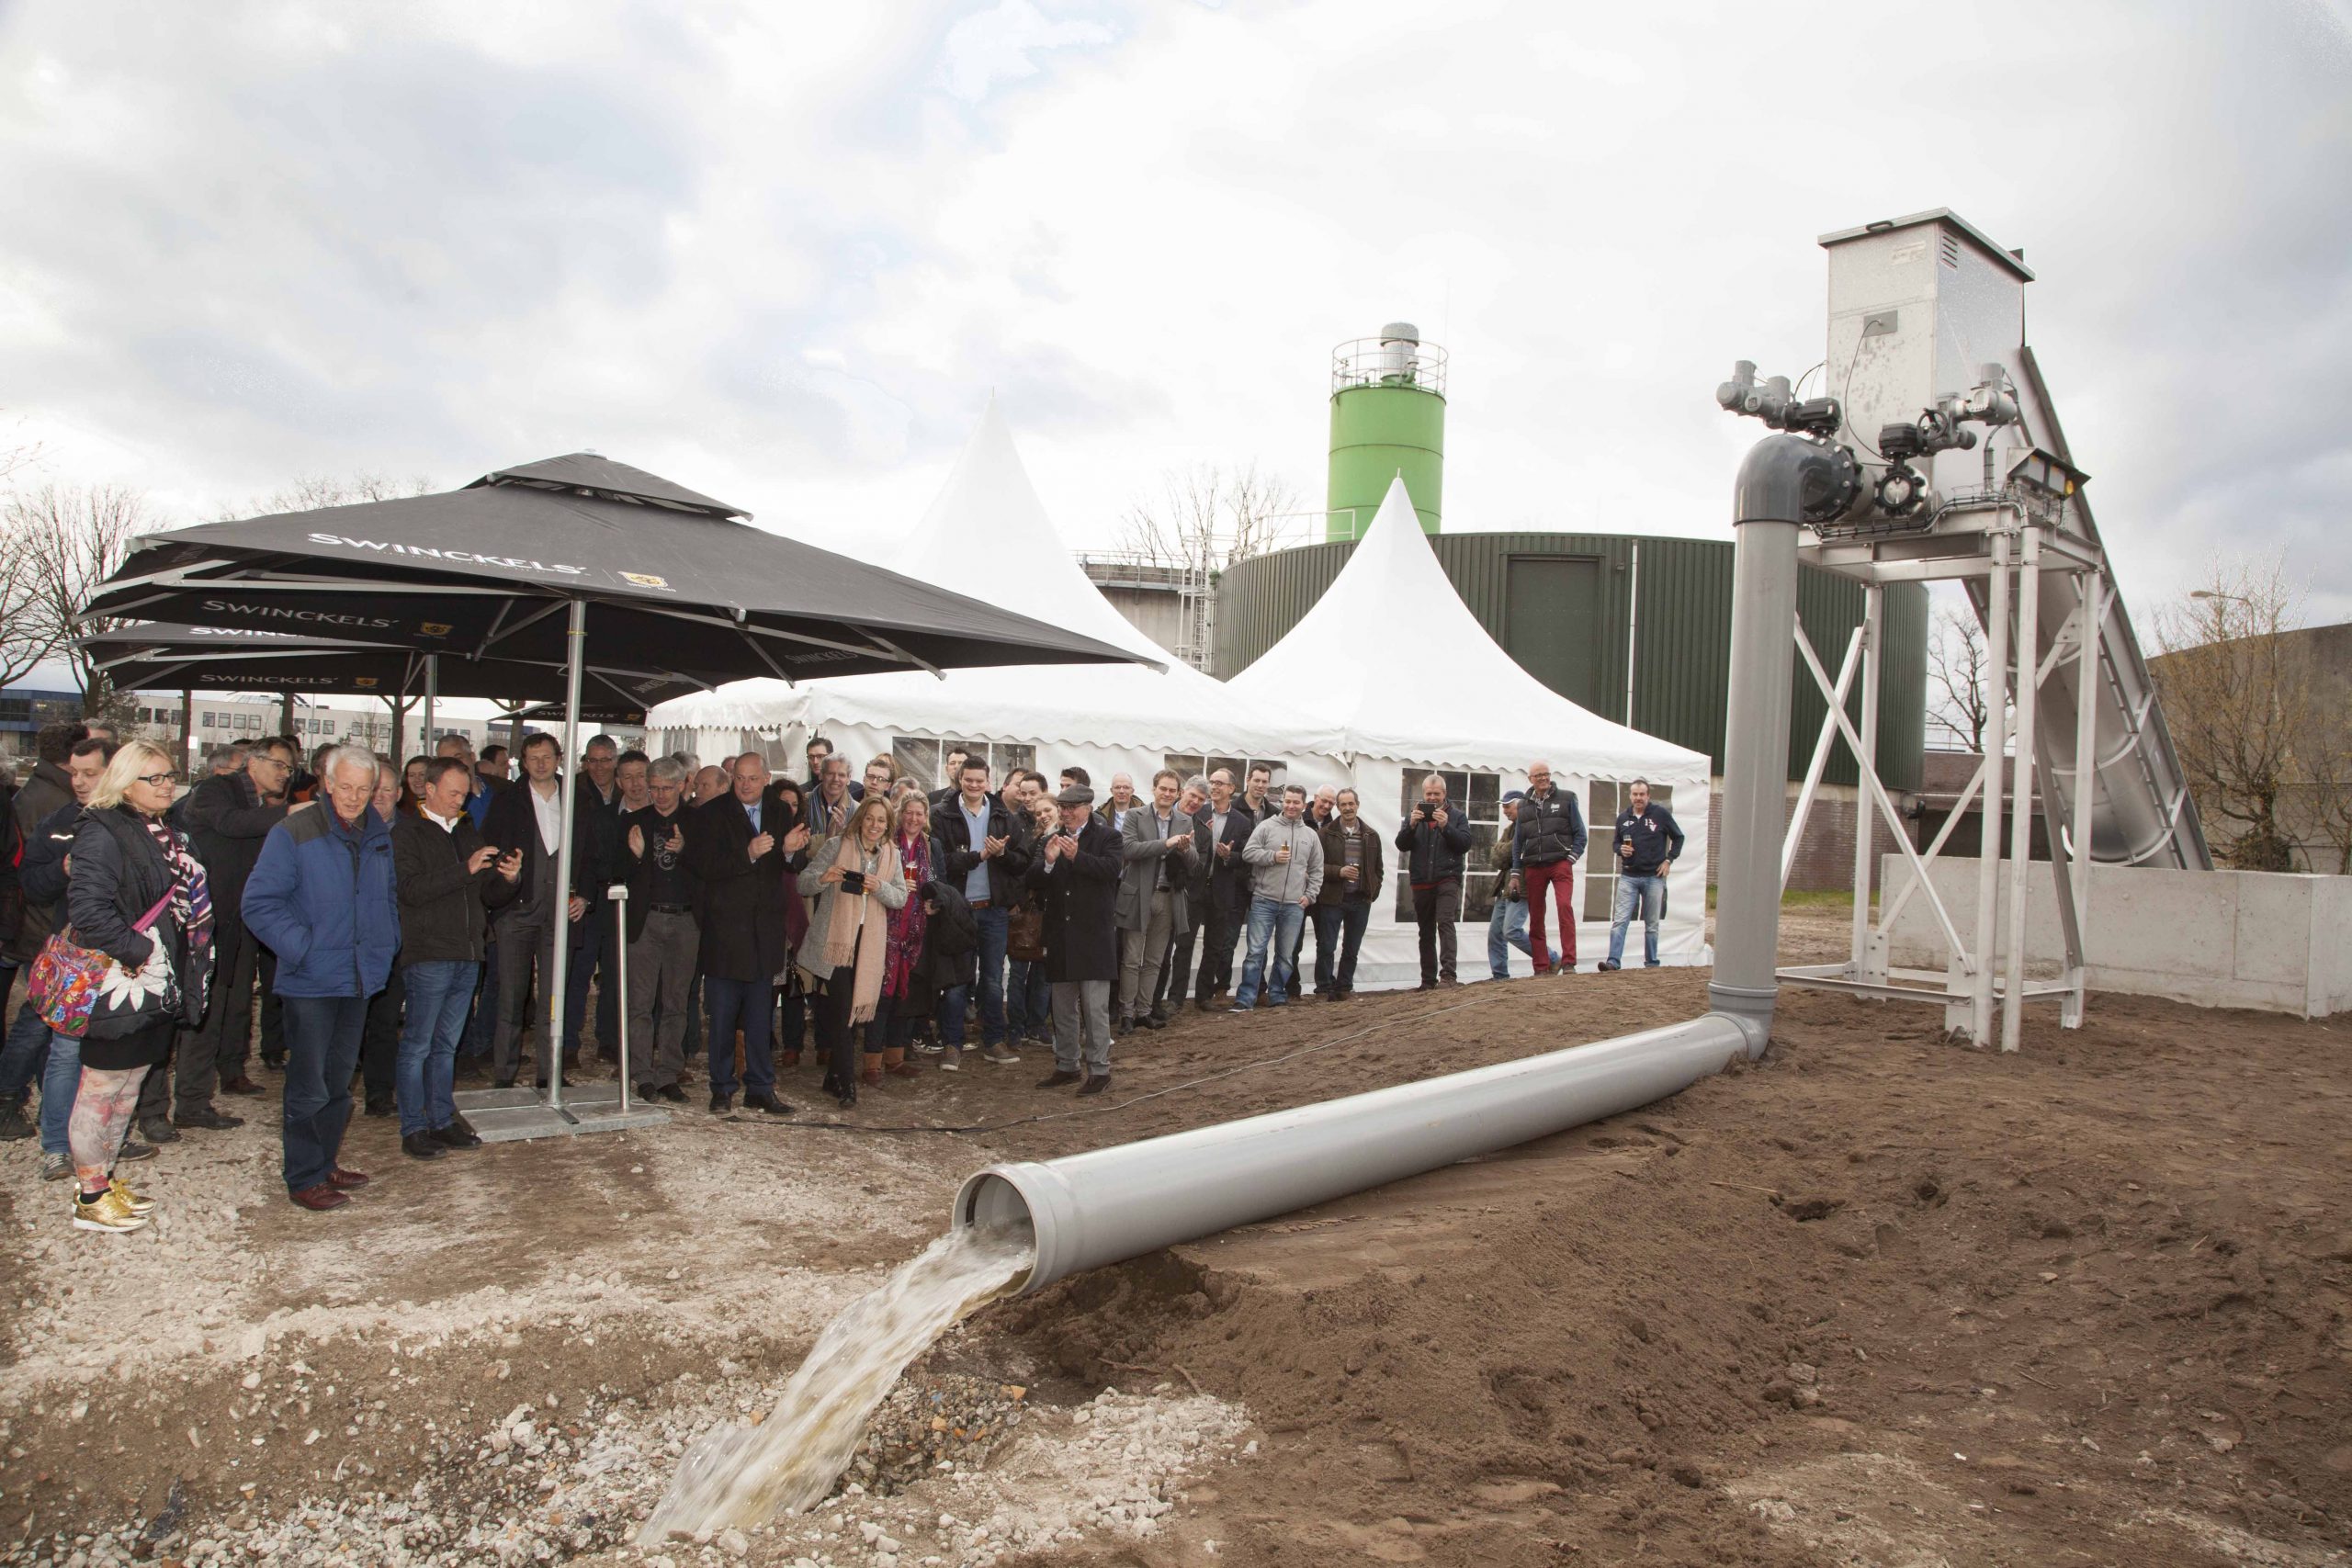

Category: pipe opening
[954, 1171, 1040, 1292]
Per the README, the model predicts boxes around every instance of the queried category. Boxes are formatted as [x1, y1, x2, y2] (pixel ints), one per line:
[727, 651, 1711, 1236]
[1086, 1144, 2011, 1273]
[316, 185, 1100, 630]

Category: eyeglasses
[136, 772, 180, 788]
[254, 757, 292, 772]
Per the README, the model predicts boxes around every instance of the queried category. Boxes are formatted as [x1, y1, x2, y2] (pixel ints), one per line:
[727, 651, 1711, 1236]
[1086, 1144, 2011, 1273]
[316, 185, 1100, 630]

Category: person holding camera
[1394, 773, 1473, 989]
[1025, 785, 1123, 1094]
[1513, 760, 1587, 975]
[390, 757, 521, 1159]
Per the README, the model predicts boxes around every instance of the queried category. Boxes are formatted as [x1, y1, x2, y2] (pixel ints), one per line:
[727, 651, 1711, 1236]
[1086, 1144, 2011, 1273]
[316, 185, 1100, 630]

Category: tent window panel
[891, 737, 941, 789]
[1468, 772, 1499, 818]
[1206, 755, 1247, 788]
[993, 743, 1035, 779]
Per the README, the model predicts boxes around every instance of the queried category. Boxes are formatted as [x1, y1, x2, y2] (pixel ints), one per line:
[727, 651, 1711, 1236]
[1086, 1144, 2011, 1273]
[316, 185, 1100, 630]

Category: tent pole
[544, 598, 587, 1117]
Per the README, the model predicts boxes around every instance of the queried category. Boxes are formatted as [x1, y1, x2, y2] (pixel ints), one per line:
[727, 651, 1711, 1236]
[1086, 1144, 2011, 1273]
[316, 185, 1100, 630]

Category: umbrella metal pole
[610, 885, 630, 1114]
[423, 655, 436, 749]
[545, 598, 588, 1118]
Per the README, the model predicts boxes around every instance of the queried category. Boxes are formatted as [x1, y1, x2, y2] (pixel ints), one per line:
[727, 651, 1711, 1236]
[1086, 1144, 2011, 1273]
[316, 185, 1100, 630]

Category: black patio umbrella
[85, 453, 1149, 683]
[80, 621, 706, 713]
[83, 454, 1152, 1122]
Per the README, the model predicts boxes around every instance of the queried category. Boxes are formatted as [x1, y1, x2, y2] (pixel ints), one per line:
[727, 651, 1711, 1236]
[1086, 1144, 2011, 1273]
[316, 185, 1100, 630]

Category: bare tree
[1927, 604, 1994, 751]
[231, 470, 433, 520]
[2150, 557, 2307, 872]
[0, 513, 51, 690]
[7, 483, 156, 716]
[1115, 461, 1297, 573]
[2303, 707, 2352, 875]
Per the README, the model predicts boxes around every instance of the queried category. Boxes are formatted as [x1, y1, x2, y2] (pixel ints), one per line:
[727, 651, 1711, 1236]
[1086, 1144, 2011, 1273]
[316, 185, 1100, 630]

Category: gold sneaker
[73, 1187, 151, 1235]
[108, 1178, 157, 1215]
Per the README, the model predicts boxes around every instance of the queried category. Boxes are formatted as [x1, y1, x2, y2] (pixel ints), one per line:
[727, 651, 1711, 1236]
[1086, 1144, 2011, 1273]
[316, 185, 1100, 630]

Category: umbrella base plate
[452, 1082, 670, 1143]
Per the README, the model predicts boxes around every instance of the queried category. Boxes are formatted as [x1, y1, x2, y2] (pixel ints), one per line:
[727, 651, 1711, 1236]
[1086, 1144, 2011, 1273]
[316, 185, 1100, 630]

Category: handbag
[1007, 897, 1046, 963]
[28, 890, 177, 1040]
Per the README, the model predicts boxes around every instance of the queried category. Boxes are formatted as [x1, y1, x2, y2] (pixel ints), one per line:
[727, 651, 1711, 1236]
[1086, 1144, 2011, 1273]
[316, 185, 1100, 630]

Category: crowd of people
[0, 719, 1683, 1232]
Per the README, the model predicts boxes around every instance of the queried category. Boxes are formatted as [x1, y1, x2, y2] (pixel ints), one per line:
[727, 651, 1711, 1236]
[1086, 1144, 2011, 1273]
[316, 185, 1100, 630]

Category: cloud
[0, 0, 2346, 631]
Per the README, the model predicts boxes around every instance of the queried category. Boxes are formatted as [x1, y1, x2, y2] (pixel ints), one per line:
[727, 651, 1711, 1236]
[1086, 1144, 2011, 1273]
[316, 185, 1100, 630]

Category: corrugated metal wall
[1212, 532, 1926, 792]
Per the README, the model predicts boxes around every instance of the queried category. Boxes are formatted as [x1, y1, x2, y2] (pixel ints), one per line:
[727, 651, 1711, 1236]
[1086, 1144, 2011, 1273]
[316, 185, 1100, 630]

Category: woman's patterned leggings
[70, 1066, 150, 1196]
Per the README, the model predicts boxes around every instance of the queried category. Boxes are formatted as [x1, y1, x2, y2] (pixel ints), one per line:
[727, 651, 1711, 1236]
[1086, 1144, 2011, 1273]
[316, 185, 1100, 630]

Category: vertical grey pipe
[1708, 435, 1813, 1051]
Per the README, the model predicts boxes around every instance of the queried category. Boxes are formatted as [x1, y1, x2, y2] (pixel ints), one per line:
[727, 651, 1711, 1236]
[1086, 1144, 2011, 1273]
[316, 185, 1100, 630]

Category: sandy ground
[2, 907, 2346, 1566]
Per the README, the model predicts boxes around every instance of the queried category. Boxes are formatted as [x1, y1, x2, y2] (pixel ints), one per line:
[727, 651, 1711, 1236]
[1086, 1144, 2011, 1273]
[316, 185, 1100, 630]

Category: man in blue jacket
[243, 746, 401, 1213]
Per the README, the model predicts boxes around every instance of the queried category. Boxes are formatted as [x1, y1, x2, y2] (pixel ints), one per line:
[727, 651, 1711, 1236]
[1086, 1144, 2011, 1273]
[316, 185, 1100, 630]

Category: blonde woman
[64, 742, 216, 1234]
[796, 795, 906, 1107]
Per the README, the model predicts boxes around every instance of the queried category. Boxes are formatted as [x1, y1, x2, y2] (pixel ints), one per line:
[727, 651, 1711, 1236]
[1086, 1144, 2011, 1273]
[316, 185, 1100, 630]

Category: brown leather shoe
[326, 1167, 371, 1190]
[220, 1075, 265, 1096]
[289, 1183, 348, 1212]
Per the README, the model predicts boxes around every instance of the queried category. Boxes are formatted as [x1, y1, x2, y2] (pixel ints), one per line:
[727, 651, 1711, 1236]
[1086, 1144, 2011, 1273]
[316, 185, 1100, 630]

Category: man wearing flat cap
[1024, 785, 1123, 1095]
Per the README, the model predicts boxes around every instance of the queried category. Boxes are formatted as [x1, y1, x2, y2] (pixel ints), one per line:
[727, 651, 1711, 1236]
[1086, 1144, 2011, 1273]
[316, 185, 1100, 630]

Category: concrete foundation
[1880, 855, 2352, 1019]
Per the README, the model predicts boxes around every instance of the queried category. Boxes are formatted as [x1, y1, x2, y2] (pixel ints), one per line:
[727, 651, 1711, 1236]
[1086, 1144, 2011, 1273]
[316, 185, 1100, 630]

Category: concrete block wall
[1880, 855, 2352, 1018]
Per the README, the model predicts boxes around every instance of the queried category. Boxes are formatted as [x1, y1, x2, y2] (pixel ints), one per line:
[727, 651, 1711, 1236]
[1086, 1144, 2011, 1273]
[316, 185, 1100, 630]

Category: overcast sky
[4, 0, 2348, 657]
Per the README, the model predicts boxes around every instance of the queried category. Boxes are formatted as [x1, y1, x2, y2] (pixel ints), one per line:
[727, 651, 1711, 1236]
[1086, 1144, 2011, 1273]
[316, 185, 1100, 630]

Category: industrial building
[1095, 322, 1931, 890]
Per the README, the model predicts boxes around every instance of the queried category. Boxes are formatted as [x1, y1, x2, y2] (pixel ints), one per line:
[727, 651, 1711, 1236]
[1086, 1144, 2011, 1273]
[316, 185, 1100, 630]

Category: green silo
[1327, 322, 1444, 539]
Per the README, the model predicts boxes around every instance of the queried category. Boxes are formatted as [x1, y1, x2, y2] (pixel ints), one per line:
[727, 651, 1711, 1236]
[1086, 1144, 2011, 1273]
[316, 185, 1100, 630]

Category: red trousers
[1524, 859, 1576, 971]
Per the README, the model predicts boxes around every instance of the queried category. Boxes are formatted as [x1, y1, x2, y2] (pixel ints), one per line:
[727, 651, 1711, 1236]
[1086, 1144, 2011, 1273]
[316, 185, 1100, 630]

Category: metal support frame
[1778, 508, 2100, 1049]
[609, 883, 631, 1115]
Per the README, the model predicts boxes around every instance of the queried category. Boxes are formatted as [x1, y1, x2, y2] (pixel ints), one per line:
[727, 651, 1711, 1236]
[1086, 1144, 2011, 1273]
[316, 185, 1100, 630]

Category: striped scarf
[141, 816, 214, 955]
[884, 832, 931, 999]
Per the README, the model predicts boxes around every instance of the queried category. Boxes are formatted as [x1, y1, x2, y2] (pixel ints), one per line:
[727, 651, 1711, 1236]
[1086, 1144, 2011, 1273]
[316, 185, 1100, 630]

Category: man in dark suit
[685, 753, 808, 1115]
[1024, 785, 1121, 1095]
[1190, 768, 1260, 1009]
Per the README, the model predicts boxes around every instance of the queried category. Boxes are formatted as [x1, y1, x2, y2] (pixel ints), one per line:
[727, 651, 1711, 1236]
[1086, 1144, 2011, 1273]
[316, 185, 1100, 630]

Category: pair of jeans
[1411, 880, 1462, 984]
[1234, 897, 1306, 1009]
[1523, 858, 1577, 971]
[940, 905, 1011, 1048]
[1312, 899, 1372, 993]
[39, 1029, 81, 1156]
[1608, 873, 1668, 966]
[1006, 958, 1051, 1040]
[281, 993, 369, 1193]
[1487, 897, 1558, 977]
[703, 976, 775, 1098]
[973, 907, 1011, 1043]
[0, 997, 51, 1111]
[396, 961, 479, 1136]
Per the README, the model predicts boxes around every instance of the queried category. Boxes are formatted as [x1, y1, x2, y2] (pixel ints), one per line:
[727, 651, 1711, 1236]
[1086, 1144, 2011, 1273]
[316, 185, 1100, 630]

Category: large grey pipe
[956, 438, 1817, 1295]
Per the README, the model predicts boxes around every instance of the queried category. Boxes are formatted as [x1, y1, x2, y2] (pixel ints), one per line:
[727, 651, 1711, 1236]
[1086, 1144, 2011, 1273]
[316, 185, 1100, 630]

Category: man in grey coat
[1114, 768, 1199, 1033]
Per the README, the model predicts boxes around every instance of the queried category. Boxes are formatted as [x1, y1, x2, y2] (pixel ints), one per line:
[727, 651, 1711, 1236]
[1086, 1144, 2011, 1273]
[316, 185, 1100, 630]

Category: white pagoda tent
[1228, 477, 1713, 973]
[648, 401, 1341, 795]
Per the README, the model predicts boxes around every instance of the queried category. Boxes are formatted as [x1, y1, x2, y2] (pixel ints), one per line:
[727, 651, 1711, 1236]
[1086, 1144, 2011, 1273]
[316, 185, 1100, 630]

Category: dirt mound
[997, 977, 2352, 1566]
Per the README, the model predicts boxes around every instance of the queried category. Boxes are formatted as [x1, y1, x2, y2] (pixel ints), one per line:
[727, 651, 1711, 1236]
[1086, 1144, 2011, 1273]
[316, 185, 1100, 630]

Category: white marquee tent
[1227, 476, 1713, 974]
[649, 400, 1341, 803]
[653, 413, 1711, 989]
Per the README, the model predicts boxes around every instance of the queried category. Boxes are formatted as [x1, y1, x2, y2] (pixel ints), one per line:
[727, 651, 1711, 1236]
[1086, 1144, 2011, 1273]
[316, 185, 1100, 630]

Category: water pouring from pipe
[639, 1220, 1035, 1540]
